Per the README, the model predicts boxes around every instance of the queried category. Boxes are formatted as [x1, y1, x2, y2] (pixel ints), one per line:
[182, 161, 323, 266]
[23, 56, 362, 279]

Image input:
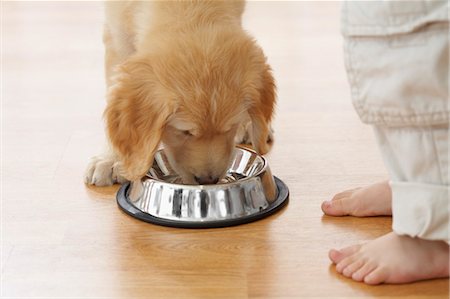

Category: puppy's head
[105, 31, 275, 183]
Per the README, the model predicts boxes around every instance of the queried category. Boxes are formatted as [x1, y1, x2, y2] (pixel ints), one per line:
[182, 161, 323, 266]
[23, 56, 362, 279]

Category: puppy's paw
[84, 155, 127, 186]
[267, 126, 274, 145]
[235, 122, 252, 144]
[235, 123, 274, 147]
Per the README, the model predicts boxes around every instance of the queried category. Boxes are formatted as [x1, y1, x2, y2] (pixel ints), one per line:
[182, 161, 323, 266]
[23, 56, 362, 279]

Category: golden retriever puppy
[85, 0, 275, 186]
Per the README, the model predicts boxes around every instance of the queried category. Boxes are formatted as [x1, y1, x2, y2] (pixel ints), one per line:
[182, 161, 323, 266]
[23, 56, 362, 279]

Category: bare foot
[329, 232, 449, 284]
[322, 181, 392, 217]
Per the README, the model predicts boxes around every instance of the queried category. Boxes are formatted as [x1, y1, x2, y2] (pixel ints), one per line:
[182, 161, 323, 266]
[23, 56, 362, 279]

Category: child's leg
[324, 1, 449, 219]
[375, 126, 449, 241]
[330, 125, 449, 284]
[327, 1, 450, 284]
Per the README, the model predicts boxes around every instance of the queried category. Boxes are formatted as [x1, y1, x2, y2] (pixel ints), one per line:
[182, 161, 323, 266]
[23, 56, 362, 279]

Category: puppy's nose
[194, 175, 219, 185]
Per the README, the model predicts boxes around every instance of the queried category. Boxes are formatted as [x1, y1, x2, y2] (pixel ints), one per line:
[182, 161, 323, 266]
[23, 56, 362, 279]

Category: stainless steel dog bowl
[117, 147, 289, 228]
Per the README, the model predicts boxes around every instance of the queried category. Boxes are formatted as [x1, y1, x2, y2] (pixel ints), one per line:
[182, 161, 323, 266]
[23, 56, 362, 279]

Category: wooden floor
[2, 2, 449, 298]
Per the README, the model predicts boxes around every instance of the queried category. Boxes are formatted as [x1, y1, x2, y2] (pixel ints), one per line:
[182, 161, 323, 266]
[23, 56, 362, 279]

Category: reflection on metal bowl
[117, 147, 289, 228]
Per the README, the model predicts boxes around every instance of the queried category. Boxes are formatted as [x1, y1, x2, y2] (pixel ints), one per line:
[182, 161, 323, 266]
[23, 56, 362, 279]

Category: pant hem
[391, 181, 449, 242]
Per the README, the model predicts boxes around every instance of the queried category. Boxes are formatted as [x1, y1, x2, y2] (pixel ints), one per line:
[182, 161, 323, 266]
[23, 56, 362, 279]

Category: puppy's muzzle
[194, 175, 220, 185]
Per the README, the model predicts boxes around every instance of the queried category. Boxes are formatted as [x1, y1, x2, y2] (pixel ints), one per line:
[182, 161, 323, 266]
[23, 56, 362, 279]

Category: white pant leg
[374, 125, 449, 242]
[341, 1, 449, 126]
[342, 1, 450, 242]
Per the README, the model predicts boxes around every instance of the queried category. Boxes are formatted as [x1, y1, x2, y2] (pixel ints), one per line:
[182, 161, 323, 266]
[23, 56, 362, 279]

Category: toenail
[336, 264, 344, 272]
[329, 249, 339, 260]
[352, 273, 362, 281]
[344, 270, 353, 277]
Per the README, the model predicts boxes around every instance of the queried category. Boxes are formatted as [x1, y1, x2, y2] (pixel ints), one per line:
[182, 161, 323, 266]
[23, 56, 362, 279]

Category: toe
[112, 162, 128, 184]
[328, 249, 343, 264]
[352, 262, 377, 282]
[364, 267, 388, 285]
[84, 168, 95, 184]
[329, 244, 361, 264]
[322, 197, 353, 216]
[331, 189, 356, 201]
[91, 160, 114, 186]
[84, 157, 100, 184]
[336, 254, 358, 273]
[332, 187, 361, 200]
[343, 259, 365, 278]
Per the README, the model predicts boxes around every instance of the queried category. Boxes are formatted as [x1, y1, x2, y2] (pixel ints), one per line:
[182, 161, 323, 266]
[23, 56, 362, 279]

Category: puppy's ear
[249, 64, 276, 155]
[104, 59, 170, 180]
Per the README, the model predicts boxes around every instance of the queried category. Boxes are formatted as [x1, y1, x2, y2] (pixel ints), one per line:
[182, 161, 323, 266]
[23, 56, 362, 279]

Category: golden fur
[86, 1, 275, 185]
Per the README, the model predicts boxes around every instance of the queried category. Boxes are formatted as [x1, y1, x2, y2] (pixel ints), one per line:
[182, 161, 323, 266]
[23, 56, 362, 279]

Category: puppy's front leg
[235, 121, 252, 145]
[235, 121, 274, 150]
[85, 14, 136, 186]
